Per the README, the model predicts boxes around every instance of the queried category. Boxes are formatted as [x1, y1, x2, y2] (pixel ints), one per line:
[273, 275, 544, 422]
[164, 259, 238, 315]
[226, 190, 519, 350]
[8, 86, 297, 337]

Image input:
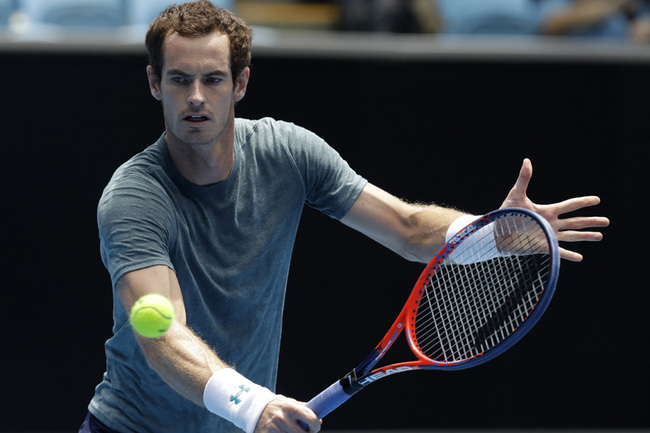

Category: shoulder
[236, 117, 324, 148]
[99, 139, 174, 215]
[235, 118, 335, 174]
[104, 138, 170, 193]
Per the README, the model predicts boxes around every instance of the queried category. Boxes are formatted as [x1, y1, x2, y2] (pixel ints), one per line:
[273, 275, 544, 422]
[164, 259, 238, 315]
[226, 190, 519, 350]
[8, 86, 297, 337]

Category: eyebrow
[166, 68, 228, 77]
[167, 69, 190, 77]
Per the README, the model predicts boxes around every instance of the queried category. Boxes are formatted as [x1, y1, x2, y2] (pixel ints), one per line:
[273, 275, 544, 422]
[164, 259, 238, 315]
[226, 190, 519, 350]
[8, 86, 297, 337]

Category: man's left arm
[340, 182, 464, 263]
[341, 159, 609, 263]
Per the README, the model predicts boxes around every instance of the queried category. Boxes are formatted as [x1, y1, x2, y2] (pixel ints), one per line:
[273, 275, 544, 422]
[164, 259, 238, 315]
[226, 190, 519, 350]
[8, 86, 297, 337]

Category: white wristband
[203, 368, 276, 433]
[446, 214, 500, 264]
[445, 214, 480, 243]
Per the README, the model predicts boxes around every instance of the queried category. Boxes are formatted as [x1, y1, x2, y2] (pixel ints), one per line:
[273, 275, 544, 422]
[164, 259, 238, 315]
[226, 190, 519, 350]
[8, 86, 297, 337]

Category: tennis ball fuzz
[129, 294, 174, 338]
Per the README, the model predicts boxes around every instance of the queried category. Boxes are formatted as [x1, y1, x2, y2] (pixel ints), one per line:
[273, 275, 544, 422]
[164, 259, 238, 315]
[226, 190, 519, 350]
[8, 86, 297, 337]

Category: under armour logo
[230, 385, 250, 405]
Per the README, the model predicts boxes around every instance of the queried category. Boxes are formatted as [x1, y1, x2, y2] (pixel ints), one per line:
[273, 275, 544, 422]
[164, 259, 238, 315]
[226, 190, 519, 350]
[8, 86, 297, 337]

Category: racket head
[404, 207, 560, 370]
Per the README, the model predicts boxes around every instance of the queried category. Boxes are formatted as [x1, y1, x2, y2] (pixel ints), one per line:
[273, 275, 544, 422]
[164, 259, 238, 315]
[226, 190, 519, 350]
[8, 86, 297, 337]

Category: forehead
[162, 31, 231, 73]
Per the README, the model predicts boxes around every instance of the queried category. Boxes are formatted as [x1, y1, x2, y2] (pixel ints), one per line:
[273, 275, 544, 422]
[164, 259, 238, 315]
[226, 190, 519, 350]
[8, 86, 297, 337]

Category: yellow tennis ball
[129, 294, 174, 338]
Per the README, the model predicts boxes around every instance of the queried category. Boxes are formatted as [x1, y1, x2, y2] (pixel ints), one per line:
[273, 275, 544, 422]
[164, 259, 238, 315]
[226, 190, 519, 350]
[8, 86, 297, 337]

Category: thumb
[501, 158, 533, 208]
[510, 158, 533, 200]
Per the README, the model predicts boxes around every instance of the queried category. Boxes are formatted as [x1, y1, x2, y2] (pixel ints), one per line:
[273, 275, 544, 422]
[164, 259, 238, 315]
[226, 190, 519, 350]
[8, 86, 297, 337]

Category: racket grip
[297, 380, 352, 430]
[307, 379, 351, 418]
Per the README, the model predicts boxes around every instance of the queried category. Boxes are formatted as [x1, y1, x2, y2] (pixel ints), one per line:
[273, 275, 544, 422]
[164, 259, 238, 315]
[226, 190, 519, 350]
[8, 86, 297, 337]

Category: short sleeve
[279, 121, 367, 220]
[97, 172, 176, 286]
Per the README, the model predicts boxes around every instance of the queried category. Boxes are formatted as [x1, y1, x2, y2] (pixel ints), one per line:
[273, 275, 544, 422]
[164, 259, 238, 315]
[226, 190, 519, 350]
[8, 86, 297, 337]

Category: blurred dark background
[1, 38, 648, 431]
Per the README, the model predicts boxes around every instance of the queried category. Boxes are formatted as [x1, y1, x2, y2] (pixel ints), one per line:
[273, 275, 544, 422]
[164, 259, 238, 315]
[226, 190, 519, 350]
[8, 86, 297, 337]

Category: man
[538, 0, 650, 40]
[79, 1, 609, 432]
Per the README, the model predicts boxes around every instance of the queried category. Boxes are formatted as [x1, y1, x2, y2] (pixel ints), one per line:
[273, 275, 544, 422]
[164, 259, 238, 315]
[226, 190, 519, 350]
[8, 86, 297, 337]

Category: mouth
[184, 115, 210, 123]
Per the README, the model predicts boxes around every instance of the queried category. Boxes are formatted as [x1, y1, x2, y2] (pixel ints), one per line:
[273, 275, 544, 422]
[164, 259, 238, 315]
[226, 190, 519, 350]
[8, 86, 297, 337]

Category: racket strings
[413, 215, 551, 363]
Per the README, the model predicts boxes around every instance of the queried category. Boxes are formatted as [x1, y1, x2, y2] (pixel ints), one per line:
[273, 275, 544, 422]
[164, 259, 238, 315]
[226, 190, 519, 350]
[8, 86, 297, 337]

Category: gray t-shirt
[89, 118, 367, 432]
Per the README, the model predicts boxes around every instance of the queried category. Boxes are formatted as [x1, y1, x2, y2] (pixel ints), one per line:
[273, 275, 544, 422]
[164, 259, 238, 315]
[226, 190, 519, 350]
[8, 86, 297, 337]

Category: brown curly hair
[145, 0, 252, 83]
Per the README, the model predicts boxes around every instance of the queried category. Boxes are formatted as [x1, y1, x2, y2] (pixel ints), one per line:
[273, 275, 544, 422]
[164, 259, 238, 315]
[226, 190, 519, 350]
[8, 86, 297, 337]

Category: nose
[187, 80, 205, 107]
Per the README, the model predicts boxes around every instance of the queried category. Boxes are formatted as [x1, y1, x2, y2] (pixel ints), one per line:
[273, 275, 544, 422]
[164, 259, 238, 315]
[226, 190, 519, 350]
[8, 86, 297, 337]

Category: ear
[233, 67, 250, 103]
[147, 65, 162, 101]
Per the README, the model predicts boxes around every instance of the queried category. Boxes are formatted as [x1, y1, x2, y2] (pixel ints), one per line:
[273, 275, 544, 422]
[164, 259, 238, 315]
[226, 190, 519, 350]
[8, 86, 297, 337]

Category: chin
[175, 130, 218, 146]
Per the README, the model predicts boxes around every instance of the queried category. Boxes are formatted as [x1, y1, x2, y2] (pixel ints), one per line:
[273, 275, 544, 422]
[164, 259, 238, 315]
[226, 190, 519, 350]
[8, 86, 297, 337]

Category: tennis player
[78, 1, 609, 432]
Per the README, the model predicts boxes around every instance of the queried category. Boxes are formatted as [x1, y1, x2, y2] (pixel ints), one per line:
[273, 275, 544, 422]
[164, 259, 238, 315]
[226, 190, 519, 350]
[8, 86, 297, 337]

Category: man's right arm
[116, 265, 321, 433]
[116, 265, 225, 406]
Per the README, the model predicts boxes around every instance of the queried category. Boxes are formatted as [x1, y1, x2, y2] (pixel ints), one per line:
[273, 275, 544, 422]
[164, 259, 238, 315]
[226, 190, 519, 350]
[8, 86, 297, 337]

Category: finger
[552, 196, 603, 215]
[556, 230, 604, 243]
[294, 416, 321, 433]
[558, 216, 610, 231]
[509, 158, 533, 200]
[294, 407, 321, 433]
[306, 419, 322, 433]
[559, 247, 583, 262]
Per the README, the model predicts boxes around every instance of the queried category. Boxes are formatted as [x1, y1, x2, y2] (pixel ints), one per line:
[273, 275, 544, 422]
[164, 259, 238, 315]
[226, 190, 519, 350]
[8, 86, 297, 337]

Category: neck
[166, 131, 236, 186]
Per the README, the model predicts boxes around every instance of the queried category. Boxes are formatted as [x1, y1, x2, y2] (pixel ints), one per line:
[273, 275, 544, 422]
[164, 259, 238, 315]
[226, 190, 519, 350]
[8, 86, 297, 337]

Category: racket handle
[307, 379, 351, 418]
[297, 379, 352, 430]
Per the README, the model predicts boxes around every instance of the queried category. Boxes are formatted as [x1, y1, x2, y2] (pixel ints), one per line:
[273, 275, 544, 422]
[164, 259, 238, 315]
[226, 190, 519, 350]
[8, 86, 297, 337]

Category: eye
[205, 76, 222, 85]
[171, 76, 189, 85]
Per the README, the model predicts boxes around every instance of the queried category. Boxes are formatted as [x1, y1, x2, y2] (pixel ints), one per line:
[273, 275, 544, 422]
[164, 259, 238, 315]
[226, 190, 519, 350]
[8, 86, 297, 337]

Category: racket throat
[339, 369, 364, 396]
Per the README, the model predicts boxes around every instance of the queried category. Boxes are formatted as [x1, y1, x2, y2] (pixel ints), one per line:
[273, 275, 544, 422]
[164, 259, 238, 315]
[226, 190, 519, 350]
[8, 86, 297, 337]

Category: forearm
[118, 268, 318, 432]
[116, 266, 224, 406]
[341, 183, 467, 263]
[137, 320, 298, 432]
[136, 320, 227, 407]
[401, 204, 467, 262]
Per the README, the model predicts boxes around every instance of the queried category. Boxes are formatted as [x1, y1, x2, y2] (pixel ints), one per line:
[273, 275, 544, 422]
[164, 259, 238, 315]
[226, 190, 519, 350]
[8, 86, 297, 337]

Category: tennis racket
[298, 207, 560, 428]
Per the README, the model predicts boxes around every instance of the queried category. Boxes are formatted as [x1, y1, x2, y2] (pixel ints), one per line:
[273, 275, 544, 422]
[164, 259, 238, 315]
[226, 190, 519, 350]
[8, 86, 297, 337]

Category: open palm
[500, 159, 610, 262]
